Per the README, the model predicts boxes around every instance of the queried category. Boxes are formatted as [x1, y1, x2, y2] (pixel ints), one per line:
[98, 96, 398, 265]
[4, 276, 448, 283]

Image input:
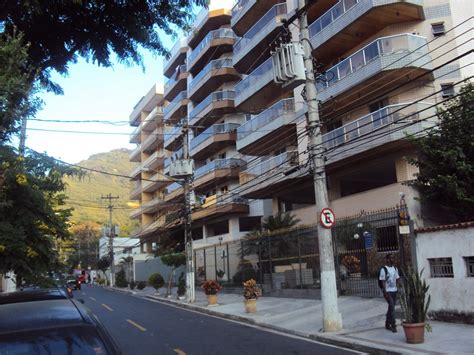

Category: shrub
[177, 272, 186, 297]
[148, 273, 164, 291]
[115, 270, 128, 288]
[201, 280, 222, 295]
[232, 260, 257, 283]
[129, 280, 136, 290]
[136, 281, 146, 290]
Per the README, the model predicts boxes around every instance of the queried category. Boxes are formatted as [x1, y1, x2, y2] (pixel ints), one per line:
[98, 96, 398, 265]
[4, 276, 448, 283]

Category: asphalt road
[76, 286, 360, 355]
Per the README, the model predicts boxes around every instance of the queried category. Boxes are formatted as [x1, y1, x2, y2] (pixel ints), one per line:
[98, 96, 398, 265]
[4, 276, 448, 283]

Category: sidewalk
[110, 286, 473, 354]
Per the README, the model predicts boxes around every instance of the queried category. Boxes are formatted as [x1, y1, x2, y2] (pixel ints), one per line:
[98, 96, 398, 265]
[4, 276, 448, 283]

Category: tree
[97, 256, 111, 275]
[1, 0, 206, 94]
[407, 83, 474, 223]
[68, 221, 101, 270]
[0, 146, 78, 283]
[161, 253, 185, 296]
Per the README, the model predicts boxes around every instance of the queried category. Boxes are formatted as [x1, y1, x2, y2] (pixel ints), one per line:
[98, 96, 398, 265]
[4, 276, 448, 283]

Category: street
[76, 286, 360, 355]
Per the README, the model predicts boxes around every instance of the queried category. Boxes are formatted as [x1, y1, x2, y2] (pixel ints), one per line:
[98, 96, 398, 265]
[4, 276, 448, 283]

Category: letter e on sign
[320, 208, 336, 228]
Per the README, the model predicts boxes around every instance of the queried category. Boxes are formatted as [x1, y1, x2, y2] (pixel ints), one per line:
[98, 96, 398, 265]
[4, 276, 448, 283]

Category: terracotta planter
[402, 322, 425, 344]
[244, 298, 257, 313]
[207, 294, 218, 306]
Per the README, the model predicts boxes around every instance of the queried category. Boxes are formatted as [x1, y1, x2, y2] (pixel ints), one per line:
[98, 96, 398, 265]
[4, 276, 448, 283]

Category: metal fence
[193, 207, 411, 298]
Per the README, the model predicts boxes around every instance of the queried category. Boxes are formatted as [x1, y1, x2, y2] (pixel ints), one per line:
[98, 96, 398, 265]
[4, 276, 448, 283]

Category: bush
[233, 260, 257, 283]
[129, 280, 136, 290]
[148, 273, 164, 291]
[177, 272, 186, 297]
[115, 270, 128, 288]
[136, 281, 146, 290]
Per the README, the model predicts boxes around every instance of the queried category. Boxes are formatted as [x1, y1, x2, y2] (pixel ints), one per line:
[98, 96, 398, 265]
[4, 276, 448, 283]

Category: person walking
[379, 253, 400, 332]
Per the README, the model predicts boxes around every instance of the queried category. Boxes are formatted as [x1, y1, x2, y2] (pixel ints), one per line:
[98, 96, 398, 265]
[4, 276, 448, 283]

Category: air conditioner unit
[271, 42, 306, 89]
[170, 159, 194, 177]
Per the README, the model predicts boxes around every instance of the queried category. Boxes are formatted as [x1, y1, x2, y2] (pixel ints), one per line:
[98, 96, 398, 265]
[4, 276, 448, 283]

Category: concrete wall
[134, 256, 185, 284]
[415, 226, 474, 313]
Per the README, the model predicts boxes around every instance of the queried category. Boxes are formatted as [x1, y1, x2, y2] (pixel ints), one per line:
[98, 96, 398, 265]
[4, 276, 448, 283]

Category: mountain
[64, 148, 138, 235]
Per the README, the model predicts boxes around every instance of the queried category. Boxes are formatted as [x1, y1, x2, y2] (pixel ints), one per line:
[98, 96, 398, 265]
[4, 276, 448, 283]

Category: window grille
[429, 257, 454, 278]
[376, 226, 399, 252]
[441, 83, 455, 98]
[431, 23, 446, 36]
[464, 257, 474, 277]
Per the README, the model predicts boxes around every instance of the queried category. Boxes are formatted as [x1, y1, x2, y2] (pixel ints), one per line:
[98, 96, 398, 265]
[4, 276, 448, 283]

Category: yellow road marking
[90, 297, 96, 301]
[101, 303, 113, 311]
[126, 319, 147, 332]
[174, 349, 186, 355]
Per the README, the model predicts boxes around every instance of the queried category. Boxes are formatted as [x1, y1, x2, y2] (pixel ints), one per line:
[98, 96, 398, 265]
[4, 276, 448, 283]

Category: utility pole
[101, 193, 119, 287]
[298, 0, 342, 331]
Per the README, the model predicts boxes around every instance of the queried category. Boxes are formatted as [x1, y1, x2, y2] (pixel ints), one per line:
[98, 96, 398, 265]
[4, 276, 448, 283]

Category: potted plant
[243, 278, 261, 313]
[399, 268, 431, 344]
[177, 272, 186, 300]
[201, 280, 222, 306]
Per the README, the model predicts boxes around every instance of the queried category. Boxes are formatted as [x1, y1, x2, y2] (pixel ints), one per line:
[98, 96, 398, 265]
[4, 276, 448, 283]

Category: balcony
[130, 206, 142, 220]
[164, 182, 184, 202]
[141, 107, 163, 132]
[235, 57, 291, 112]
[142, 171, 173, 193]
[323, 102, 436, 165]
[129, 125, 141, 144]
[164, 124, 183, 151]
[141, 194, 171, 215]
[231, 0, 285, 36]
[194, 158, 246, 192]
[164, 38, 187, 78]
[309, 0, 424, 65]
[237, 98, 297, 155]
[316, 34, 432, 115]
[188, 59, 239, 102]
[187, 7, 232, 49]
[141, 127, 164, 153]
[192, 193, 249, 221]
[233, 3, 287, 74]
[163, 91, 188, 123]
[129, 145, 141, 162]
[239, 151, 300, 198]
[190, 123, 239, 160]
[189, 90, 236, 127]
[130, 182, 142, 200]
[142, 150, 166, 171]
[164, 65, 188, 102]
[130, 163, 143, 180]
[188, 28, 236, 75]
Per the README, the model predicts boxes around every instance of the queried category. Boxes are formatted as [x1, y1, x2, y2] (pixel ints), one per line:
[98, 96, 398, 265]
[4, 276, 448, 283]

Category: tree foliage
[407, 83, 474, 223]
[0, 146, 78, 281]
[97, 255, 111, 272]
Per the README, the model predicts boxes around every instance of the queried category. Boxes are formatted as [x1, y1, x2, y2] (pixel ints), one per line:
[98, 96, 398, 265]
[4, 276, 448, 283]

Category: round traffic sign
[320, 208, 336, 228]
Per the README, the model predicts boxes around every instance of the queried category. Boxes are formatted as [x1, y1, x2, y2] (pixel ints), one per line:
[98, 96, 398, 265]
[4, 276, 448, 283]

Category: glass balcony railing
[194, 158, 246, 180]
[234, 3, 287, 61]
[188, 29, 235, 66]
[216, 193, 248, 205]
[322, 102, 432, 149]
[189, 90, 235, 121]
[244, 151, 298, 176]
[164, 64, 187, 93]
[237, 98, 295, 140]
[164, 91, 187, 116]
[164, 124, 182, 146]
[190, 123, 240, 151]
[309, 0, 359, 38]
[166, 182, 182, 194]
[188, 58, 234, 93]
[235, 57, 272, 104]
[231, 0, 255, 26]
[164, 39, 186, 71]
[317, 34, 428, 91]
[192, 7, 208, 33]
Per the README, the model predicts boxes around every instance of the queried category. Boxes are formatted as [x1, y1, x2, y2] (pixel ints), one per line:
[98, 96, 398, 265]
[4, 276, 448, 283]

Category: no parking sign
[320, 208, 336, 228]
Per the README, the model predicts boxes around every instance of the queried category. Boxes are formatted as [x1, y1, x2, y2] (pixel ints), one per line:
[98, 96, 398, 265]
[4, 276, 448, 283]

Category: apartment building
[130, 0, 470, 281]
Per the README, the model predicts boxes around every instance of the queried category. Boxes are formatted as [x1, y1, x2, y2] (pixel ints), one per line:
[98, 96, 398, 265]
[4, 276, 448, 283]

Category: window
[464, 257, 474, 277]
[376, 226, 399, 252]
[431, 22, 446, 37]
[429, 257, 454, 278]
[441, 83, 455, 97]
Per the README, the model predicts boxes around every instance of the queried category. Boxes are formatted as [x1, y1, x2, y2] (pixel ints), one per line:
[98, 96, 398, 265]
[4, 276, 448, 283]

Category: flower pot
[244, 298, 257, 313]
[402, 322, 425, 344]
[178, 296, 186, 300]
[207, 294, 218, 306]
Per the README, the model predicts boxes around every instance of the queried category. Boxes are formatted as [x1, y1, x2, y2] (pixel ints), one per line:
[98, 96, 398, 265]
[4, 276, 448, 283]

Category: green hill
[64, 148, 138, 235]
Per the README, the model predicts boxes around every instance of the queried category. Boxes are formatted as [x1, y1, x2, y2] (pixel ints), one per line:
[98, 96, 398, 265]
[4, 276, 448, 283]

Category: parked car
[0, 289, 120, 354]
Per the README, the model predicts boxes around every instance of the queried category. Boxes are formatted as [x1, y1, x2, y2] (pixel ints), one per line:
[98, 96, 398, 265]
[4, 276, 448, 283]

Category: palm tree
[262, 212, 301, 232]
[120, 256, 134, 282]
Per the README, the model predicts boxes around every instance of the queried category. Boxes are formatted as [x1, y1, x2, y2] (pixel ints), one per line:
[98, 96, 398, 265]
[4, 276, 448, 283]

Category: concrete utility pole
[298, 0, 342, 331]
[101, 193, 119, 287]
[182, 123, 195, 302]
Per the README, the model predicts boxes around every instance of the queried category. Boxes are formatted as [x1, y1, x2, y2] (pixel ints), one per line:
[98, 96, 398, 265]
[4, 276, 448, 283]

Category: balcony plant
[201, 280, 222, 306]
[243, 279, 261, 313]
[399, 268, 431, 344]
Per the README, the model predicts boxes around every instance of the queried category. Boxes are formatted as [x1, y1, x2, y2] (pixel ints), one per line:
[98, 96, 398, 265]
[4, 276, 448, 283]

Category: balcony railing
[322, 102, 432, 149]
[164, 64, 187, 93]
[189, 90, 235, 121]
[141, 128, 161, 151]
[129, 145, 141, 161]
[142, 106, 163, 130]
[231, 0, 255, 26]
[188, 59, 234, 93]
[237, 98, 295, 140]
[233, 3, 287, 62]
[194, 158, 246, 180]
[317, 34, 429, 91]
[165, 210, 181, 224]
[190, 123, 240, 151]
[164, 39, 186, 74]
[164, 123, 182, 147]
[166, 182, 182, 194]
[192, 7, 208, 33]
[309, 0, 359, 38]
[235, 57, 272, 105]
[164, 91, 187, 116]
[188, 28, 235, 66]
[244, 151, 298, 176]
